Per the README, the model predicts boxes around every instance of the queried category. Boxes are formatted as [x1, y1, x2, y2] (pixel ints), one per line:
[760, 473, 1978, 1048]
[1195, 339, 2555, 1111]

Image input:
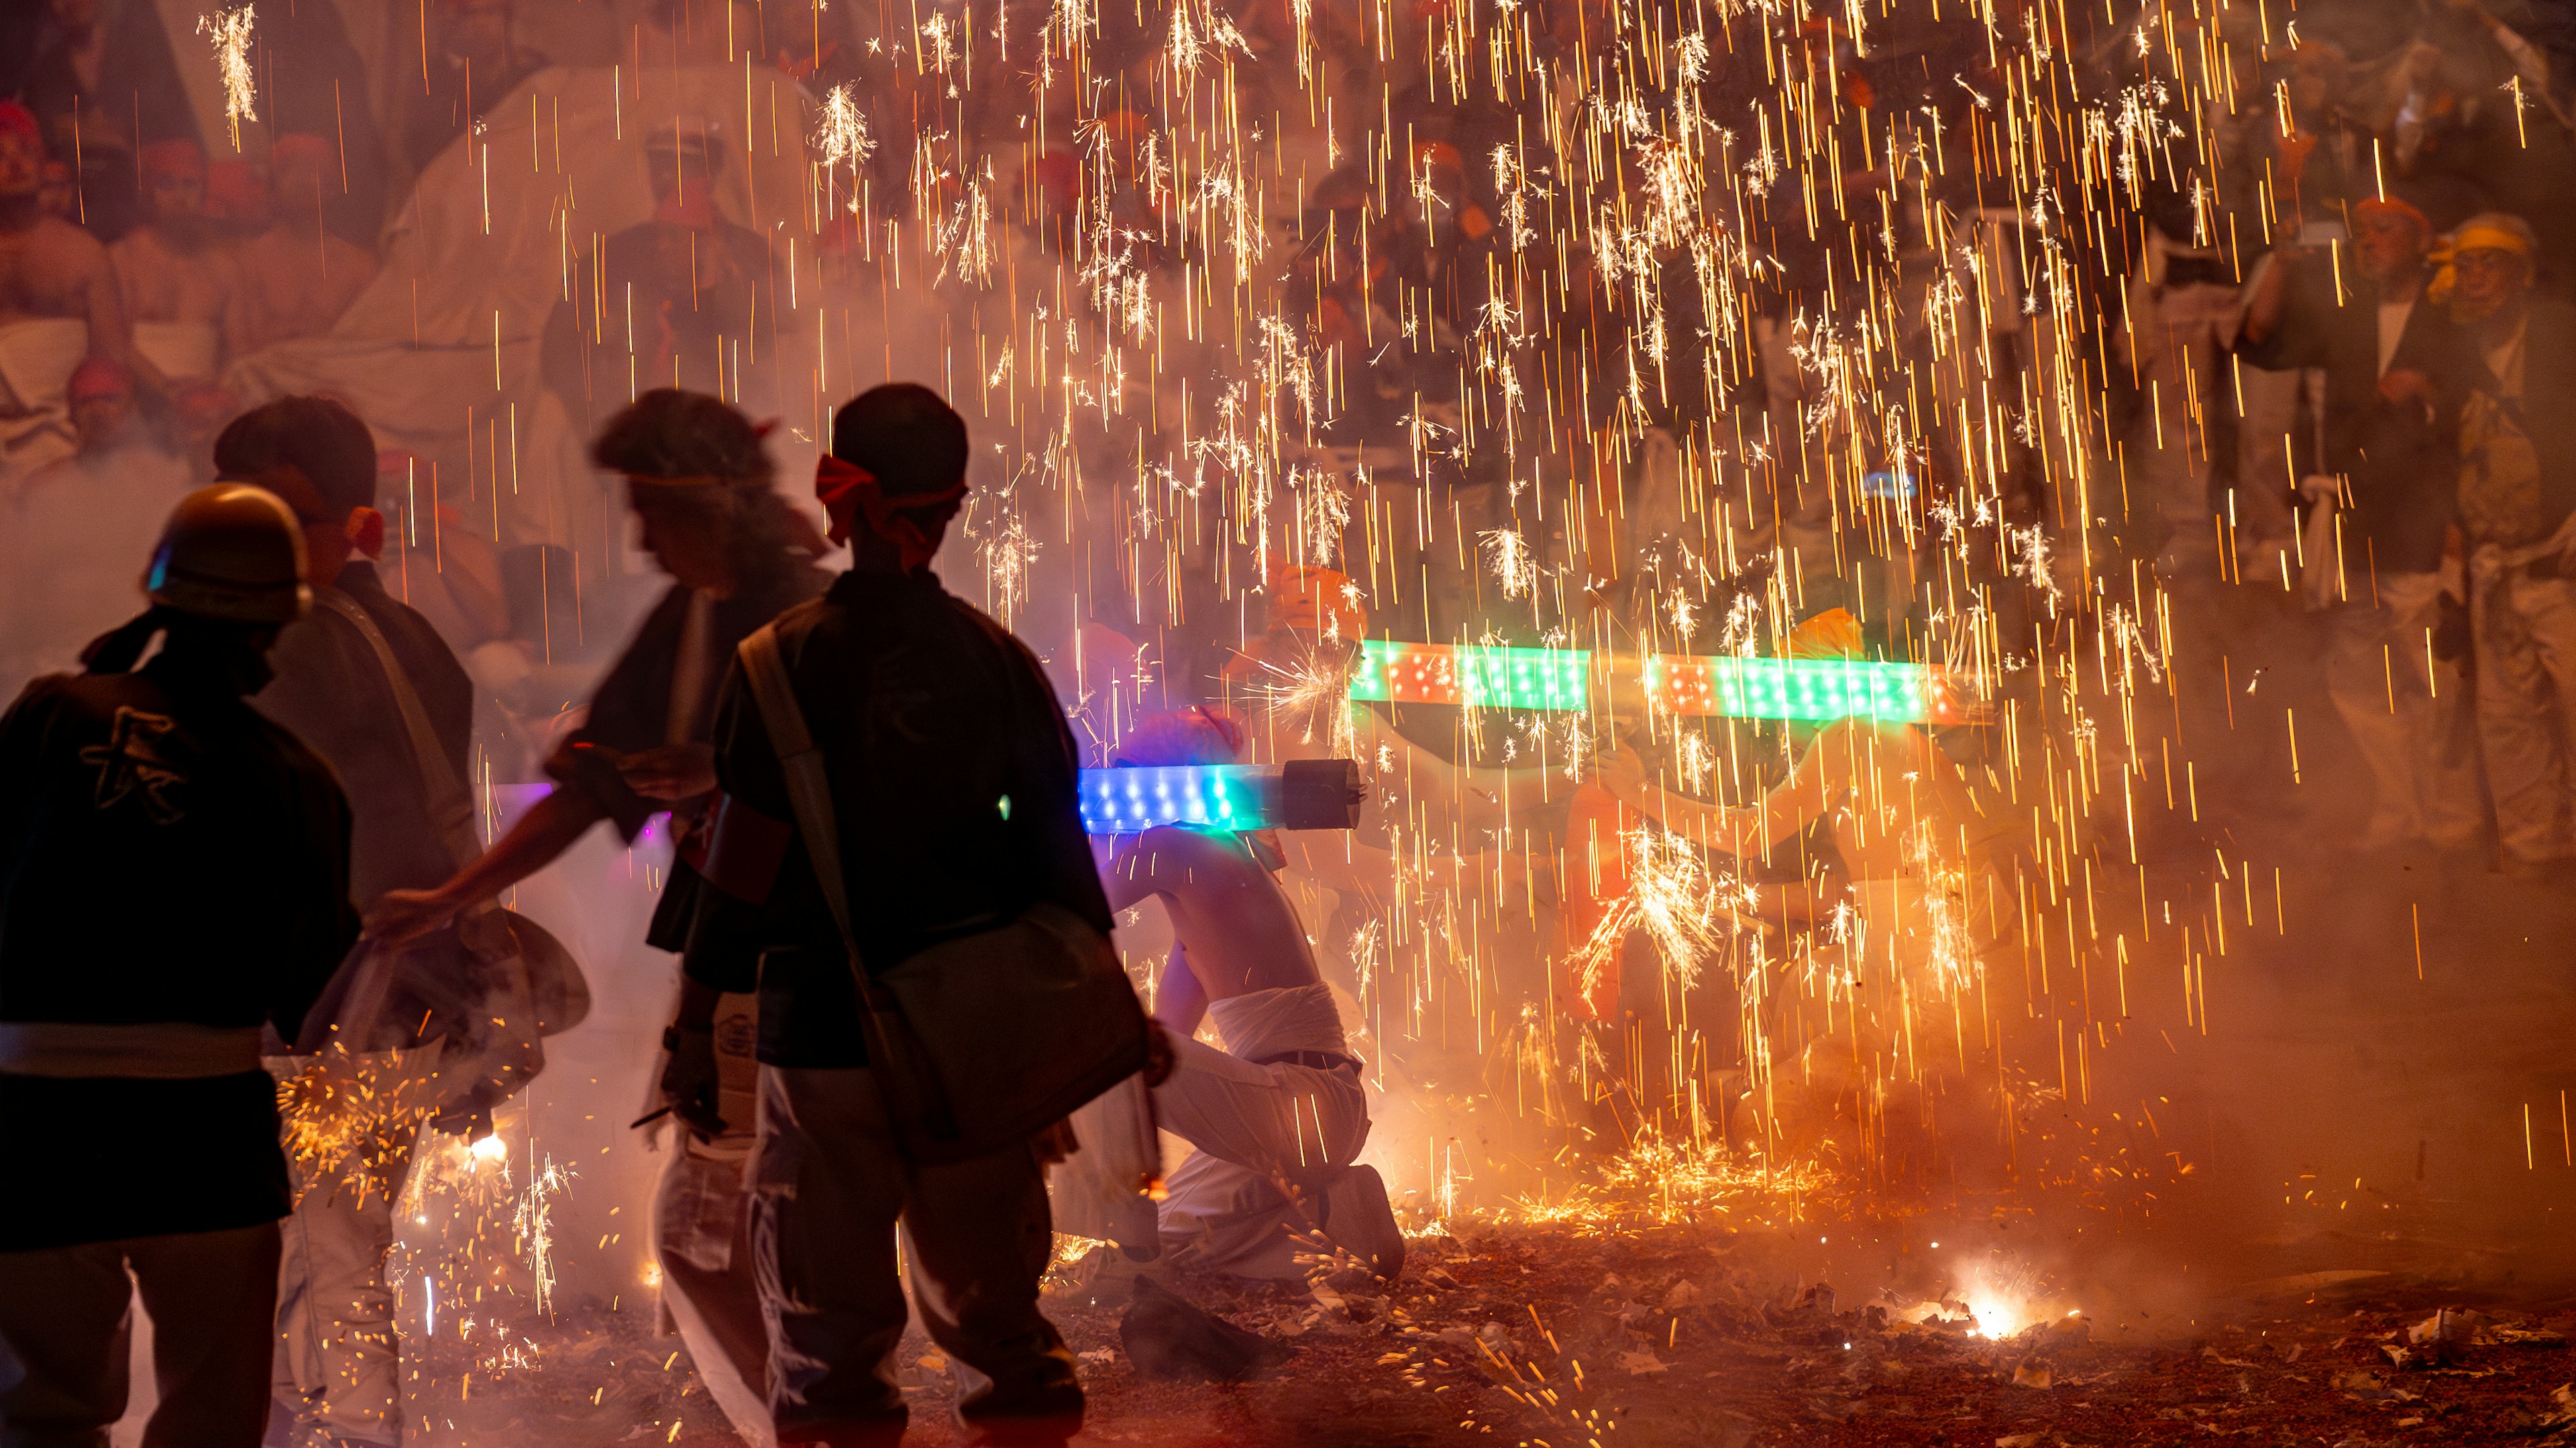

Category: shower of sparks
[196, 3, 257, 150]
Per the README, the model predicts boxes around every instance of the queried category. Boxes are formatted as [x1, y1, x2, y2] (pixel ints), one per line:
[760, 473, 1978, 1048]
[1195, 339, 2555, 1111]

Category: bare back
[229, 226, 374, 355]
[1106, 826, 1323, 1002]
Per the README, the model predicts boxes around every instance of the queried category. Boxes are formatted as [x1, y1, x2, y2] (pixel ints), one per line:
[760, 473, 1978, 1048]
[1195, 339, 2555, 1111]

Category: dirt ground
[402, 1213, 2576, 1448]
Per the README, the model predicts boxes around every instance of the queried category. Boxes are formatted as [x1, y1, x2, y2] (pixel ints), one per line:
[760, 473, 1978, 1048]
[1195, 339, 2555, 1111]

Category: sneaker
[1318, 1164, 1405, 1280]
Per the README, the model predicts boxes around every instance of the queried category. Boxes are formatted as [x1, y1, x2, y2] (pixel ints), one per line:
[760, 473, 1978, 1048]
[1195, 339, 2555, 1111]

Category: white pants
[653, 1146, 772, 1448]
[2471, 569, 2576, 862]
[267, 1050, 441, 1448]
[2324, 572, 2482, 848]
[1150, 1029, 1370, 1278]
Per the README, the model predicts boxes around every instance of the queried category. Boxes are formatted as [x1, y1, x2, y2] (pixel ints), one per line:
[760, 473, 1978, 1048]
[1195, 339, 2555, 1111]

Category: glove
[659, 1024, 727, 1139]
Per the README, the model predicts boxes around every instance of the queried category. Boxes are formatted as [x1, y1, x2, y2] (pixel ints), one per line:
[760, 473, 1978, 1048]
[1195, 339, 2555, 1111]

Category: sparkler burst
[196, 3, 256, 150]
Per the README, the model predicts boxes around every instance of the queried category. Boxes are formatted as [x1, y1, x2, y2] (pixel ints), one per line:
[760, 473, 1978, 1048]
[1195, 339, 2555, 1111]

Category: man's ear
[347, 506, 386, 561]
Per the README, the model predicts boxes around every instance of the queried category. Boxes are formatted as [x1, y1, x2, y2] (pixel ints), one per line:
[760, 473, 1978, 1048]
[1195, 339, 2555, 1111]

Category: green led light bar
[1643, 656, 1964, 724]
[1346, 639, 1593, 712]
[1348, 641, 1969, 722]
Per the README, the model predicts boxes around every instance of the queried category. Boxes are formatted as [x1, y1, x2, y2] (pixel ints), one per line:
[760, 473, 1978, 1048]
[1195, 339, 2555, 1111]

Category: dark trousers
[751, 1065, 1080, 1445]
[0, 1222, 282, 1448]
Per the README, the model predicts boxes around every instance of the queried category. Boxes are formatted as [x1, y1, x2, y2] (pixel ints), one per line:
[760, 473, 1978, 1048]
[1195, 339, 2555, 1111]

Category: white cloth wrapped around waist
[1155, 983, 1369, 1176]
[1204, 981, 1351, 1065]
[0, 318, 89, 416]
[0, 1021, 266, 1078]
[132, 319, 220, 381]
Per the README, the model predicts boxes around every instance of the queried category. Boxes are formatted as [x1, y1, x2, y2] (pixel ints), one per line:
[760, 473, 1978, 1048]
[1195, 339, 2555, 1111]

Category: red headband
[2355, 196, 2431, 239]
[0, 101, 42, 151]
[814, 455, 966, 571]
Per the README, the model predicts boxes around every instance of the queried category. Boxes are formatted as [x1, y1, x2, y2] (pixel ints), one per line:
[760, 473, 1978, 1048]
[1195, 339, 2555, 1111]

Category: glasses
[2455, 249, 2526, 276]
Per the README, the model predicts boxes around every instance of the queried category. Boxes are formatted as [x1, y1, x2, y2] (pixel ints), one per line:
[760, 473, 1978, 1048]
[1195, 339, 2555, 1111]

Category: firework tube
[1078, 761, 1366, 834]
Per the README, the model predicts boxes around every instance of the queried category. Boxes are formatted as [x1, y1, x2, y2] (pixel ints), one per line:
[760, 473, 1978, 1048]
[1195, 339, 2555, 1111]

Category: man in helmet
[0, 484, 358, 1448]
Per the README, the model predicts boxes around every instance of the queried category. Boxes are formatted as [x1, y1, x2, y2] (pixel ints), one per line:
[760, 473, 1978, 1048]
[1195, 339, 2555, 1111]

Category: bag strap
[735, 622, 862, 954]
[313, 590, 481, 873]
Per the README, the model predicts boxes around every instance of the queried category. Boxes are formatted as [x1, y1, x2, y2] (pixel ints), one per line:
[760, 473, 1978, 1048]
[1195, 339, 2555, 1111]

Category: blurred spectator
[395, 0, 548, 175]
[0, 99, 150, 478]
[2447, 212, 2576, 869]
[539, 121, 773, 434]
[2241, 197, 2481, 850]
[17, 0, 197, 241]
[109, 139, 237, 386]
[227, 134, 378, 357]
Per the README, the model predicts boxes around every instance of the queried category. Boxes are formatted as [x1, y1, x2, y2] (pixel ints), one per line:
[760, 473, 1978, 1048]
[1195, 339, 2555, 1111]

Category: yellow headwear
[1786, 606, 1864, 659]
[2427, 221, 2534, 307]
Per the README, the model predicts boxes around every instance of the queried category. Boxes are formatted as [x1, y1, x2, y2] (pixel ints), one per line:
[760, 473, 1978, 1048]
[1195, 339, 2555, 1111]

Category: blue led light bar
[1079, 761, 1366, 834]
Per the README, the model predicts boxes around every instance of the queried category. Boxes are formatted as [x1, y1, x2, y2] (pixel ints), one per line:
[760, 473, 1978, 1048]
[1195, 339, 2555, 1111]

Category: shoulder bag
[736, 620, 1148, 1164]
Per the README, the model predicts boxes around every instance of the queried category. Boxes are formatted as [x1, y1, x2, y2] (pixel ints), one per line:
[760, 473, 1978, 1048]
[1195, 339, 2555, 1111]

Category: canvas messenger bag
[736, 620, 1148, 1164]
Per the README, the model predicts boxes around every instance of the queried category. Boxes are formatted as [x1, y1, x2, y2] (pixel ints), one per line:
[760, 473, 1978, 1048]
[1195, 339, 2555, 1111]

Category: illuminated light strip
[1346, 639, 1593, 711]
[1344, 641, 1970, 724]
[1642, 656, 1969, 724]
[1078, 761, 1365, 834]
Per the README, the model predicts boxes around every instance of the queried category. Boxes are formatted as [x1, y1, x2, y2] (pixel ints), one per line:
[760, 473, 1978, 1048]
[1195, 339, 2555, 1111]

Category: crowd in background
[4, 0, 2576, 1008]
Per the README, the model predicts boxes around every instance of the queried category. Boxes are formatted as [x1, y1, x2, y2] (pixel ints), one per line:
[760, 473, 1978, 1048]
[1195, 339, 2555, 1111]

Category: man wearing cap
[2241, 197, 2481, 852]
[541, 121, 775, 434]
[2444, 213, 2576, 870]
[0, 484, 358, 1448]
[214, 397, 481, 1448]
[367, 388, 827, 1443]
[228, 135, 376, 358]
[3, 357, 190, 695]
[664, 383, 1098, 1445]
[109, 137, 239, 386]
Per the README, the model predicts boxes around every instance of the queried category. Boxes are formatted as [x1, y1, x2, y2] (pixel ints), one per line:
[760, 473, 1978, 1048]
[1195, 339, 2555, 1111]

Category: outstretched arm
[366, 787, 608, 943]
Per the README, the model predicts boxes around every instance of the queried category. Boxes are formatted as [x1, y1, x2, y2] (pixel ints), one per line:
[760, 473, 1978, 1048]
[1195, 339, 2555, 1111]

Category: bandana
[0, 101, 39, 151]
[2428, 222, 2535, 307]
[814, 455, 966, 571]
[2352, 196, 2430, 241]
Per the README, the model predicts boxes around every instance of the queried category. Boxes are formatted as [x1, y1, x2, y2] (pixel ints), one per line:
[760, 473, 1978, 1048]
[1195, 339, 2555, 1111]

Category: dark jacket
[681, 568, 1113, 1067]
[2464, 296, 2576, 540]
[2237, 266, 2475, 576]
[0, 649, 358, 1249]
[549, 563, 832, 950]
[255, 562, 474, 908]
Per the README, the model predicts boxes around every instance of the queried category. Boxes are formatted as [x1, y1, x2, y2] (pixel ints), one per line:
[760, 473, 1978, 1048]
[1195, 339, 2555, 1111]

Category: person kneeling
[1101, 710, 1403, 1282]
